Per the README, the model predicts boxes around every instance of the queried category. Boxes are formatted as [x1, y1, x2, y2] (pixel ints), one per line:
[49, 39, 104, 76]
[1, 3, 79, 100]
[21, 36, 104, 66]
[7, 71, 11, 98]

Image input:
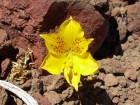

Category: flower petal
[73, 52, 99, 76]
[58, 16, 84, 44]
[40, 53, 67, 75]
[72, 37, 93, 55]
[40, 34, 67, 55]
[64, 66, 81, 91]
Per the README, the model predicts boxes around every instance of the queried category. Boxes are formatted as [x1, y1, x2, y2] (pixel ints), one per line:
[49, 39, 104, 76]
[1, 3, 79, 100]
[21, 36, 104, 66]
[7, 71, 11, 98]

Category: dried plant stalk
[0, 80, 38, 105]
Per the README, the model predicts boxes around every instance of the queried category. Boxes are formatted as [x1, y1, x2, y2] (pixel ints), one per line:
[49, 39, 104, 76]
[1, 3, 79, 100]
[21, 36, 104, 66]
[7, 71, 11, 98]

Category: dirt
[0, 0, 140, 105]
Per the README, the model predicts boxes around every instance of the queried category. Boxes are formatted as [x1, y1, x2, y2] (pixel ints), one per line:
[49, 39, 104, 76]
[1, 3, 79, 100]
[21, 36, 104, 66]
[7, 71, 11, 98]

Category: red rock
[0, 25, 20, 39]
[66, 1, 109, 54]
[0, 29, 8, 45]
[0, 58, 12, 78]
[0, 29, 12, 57]
[2, 0, 28, 9]
[23, 26, 34, 35]
[0, 9, 3, 20]
[0, 0, 109, 71]
[32, 44, 46, 72]
[0, 29, 11, 57]
[34, 0, 109, 56]
[32, 93, 51, 105]
[16, 9, 30, 19]
[15, 37, 29, 50]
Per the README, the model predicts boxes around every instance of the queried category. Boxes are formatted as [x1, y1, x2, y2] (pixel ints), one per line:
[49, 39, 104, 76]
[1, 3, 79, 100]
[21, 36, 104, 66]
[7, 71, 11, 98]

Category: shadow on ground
[94, 16, 123, 60]
[62, 77, 115, 105]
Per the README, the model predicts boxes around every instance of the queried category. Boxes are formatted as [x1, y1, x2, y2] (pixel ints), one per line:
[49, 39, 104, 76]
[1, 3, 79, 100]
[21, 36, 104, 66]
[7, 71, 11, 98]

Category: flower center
[51, 36, 67, 55]
[72, 38, 83, 54]
[51, 37, 84, 55]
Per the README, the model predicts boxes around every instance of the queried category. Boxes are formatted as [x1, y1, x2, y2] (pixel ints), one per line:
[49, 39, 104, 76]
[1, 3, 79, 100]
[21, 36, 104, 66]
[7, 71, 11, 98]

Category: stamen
[72, 38, 82, 54]
[52, 37, 67, 54]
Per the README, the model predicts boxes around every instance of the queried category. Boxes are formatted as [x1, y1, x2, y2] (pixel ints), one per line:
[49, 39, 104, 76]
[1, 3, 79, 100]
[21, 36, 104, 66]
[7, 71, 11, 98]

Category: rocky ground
[0, 0, 140, 105]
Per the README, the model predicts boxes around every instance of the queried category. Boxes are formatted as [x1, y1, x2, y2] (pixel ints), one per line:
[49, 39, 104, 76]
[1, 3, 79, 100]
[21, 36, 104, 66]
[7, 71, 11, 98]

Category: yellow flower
[40, 16, 99, 91]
